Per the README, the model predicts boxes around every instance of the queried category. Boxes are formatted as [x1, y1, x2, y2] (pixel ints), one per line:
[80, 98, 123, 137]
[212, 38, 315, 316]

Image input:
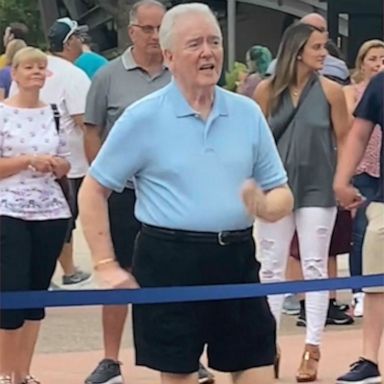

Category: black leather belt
[142, 224, 253, 246]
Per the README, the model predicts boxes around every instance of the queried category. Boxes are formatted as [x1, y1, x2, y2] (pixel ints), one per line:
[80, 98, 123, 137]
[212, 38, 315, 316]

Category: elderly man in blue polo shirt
[79, 3, 293, 384]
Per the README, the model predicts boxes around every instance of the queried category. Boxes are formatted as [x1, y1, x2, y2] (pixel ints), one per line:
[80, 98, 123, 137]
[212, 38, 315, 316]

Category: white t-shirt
[11, 55, 91, 178]
[0, 103, 71, 220]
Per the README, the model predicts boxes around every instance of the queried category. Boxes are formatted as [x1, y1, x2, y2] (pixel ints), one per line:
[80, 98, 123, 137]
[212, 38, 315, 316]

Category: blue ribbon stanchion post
[1, 274, 383, 309]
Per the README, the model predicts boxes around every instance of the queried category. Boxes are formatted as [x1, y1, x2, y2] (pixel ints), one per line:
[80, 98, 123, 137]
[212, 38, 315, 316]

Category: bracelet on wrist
[94, 258, 117, 270]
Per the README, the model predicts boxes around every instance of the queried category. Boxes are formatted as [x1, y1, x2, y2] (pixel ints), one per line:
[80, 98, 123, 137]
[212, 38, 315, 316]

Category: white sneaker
[353, 292, 364, 317]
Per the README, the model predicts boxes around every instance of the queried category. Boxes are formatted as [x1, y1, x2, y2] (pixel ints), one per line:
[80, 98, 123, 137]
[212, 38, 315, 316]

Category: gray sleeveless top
[269, 75, 336, 209]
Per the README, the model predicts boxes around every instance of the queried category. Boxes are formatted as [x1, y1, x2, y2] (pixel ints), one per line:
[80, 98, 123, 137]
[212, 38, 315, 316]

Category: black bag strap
[273, 74, 317, 143]
[50, 103, 60, 133]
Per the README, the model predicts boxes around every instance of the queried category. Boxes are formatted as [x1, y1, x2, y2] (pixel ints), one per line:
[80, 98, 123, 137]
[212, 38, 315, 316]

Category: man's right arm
[79, 175, 138, 289]
[79, 107, 145, 289]
[83, 69, 108, 164]
[84, 124, 102, 164]
[244, 105, 293, 222]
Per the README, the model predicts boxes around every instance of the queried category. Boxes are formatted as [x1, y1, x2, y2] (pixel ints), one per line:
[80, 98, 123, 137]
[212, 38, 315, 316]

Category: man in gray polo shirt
[83, 1, 169, 383]
[84, 1, 212, 384]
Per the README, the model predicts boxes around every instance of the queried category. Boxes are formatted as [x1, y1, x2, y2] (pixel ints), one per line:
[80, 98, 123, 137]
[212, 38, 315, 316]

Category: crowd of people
[0, 1, 383, 384]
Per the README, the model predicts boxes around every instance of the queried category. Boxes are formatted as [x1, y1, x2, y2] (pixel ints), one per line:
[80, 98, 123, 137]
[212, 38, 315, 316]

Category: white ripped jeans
[256, 207, 337, 345]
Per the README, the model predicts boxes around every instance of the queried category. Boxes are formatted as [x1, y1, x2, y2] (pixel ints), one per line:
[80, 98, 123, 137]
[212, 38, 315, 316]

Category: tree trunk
[98, 0, 133, 51]
[98, 0, 170, 51]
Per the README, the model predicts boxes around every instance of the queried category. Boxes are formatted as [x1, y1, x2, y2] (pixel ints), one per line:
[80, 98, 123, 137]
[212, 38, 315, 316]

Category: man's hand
[95, 261, 140, 290]
[241, 179, 267, 217]
[334, 183, 364, 210]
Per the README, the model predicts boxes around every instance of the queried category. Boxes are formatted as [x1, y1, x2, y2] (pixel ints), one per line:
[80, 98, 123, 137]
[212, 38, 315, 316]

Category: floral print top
[0, 103, 71, 220]
[355, 83, 381, 178]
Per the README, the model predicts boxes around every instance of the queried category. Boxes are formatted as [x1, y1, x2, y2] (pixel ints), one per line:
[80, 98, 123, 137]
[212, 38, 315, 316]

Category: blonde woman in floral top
[0, 47, 71, 384]
[343, 39, 384, 318]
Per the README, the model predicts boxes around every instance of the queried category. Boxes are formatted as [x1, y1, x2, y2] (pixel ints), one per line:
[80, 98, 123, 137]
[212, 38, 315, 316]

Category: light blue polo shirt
[90, 80, 287, 231]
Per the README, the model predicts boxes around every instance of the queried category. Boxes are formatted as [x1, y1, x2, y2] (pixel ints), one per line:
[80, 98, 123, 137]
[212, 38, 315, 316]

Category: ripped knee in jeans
[259, 238, 285, 281]
[302, 258, 326, 279]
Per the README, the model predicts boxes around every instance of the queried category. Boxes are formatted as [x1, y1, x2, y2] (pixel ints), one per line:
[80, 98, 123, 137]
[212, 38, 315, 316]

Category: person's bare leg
[232, 366, 274, 384]
[286, 256, 304, 300]
[328, 256, 337, 300]
[14, 320, 40, 383]
[286, 256, 303, 280]
[362, 293, 384, 363]
[0, 328, 22, 379]
[103, 305, 128, 361]
[58, 241, 76, 276]
[161, 372, 198, 384]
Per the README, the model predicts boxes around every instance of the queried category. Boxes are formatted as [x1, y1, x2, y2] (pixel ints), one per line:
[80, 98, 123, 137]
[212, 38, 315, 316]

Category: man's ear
[163, 49, 173, 68]
[128, 25, 134, 42]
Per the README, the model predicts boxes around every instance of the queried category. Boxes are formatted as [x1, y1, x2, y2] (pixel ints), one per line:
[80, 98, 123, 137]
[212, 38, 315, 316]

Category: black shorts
[65, 177, 84, 243]
[0, 216, 69, 329]
[108, 188, 141, 269]
[132, 228, 276, 373]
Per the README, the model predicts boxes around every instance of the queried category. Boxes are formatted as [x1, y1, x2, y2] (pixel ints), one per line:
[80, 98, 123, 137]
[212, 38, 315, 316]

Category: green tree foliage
[0, 0, 45, 51]
[224, 61, 247, 92]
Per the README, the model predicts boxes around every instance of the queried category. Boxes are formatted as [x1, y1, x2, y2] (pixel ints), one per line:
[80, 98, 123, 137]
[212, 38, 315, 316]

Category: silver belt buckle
[218, 231, 228, 246]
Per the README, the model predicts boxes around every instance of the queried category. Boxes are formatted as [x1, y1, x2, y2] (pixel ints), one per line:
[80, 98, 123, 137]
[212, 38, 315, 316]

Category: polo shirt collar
[169, 80, 229, 118]
[121, 47, 138, 70]
[121, 46, 168, 73]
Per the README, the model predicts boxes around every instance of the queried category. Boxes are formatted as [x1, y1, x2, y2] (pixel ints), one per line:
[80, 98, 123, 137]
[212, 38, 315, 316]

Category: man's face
[129, 5, 165, 56]
[64, 33, 83, 60]
[164, 13, 223, 90]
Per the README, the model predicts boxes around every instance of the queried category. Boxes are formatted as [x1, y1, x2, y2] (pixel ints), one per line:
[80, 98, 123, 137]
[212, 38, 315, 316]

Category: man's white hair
[159, 3, 221, 51]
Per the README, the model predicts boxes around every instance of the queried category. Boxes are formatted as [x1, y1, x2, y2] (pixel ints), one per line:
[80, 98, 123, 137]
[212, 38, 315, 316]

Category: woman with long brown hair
[253, 22, 349, 382]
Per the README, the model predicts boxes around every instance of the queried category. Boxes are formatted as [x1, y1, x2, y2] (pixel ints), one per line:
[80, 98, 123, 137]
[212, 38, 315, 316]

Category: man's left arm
[333, 74, 381, 208]
[243, 108, 294, 222]
[333, 118, 375, 208]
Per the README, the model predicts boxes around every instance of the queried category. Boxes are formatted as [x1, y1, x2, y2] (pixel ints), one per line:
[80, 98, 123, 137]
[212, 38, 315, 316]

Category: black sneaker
[62, 268, 92, 286]
[296, 306, 306, 327]
[327, 301, 354, 325]
[336, 358, 381, 383]
[84, 359, 123, 384]
[296, 302, 354, 327]
[334, 302, 350, 312]
[198, 363, 215, 384]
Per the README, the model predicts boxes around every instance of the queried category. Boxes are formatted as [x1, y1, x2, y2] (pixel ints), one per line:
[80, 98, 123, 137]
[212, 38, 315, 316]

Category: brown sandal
[274, 345, 281, 379]
[21, 376, 40, 384]
[296, 345, 320, 382]
[0, 376, 12, 384]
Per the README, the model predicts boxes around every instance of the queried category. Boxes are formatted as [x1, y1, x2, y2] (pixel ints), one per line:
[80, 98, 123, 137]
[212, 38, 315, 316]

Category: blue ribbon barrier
[0, 274, 382, 309]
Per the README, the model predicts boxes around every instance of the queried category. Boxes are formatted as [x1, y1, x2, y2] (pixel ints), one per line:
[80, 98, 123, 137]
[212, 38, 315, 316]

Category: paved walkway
[30, 227, 383, 383]
[32, 323, 383, 384]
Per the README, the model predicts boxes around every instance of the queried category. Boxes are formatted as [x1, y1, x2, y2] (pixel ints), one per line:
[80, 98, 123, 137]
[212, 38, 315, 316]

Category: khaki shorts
[363, 202, 384, 293]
